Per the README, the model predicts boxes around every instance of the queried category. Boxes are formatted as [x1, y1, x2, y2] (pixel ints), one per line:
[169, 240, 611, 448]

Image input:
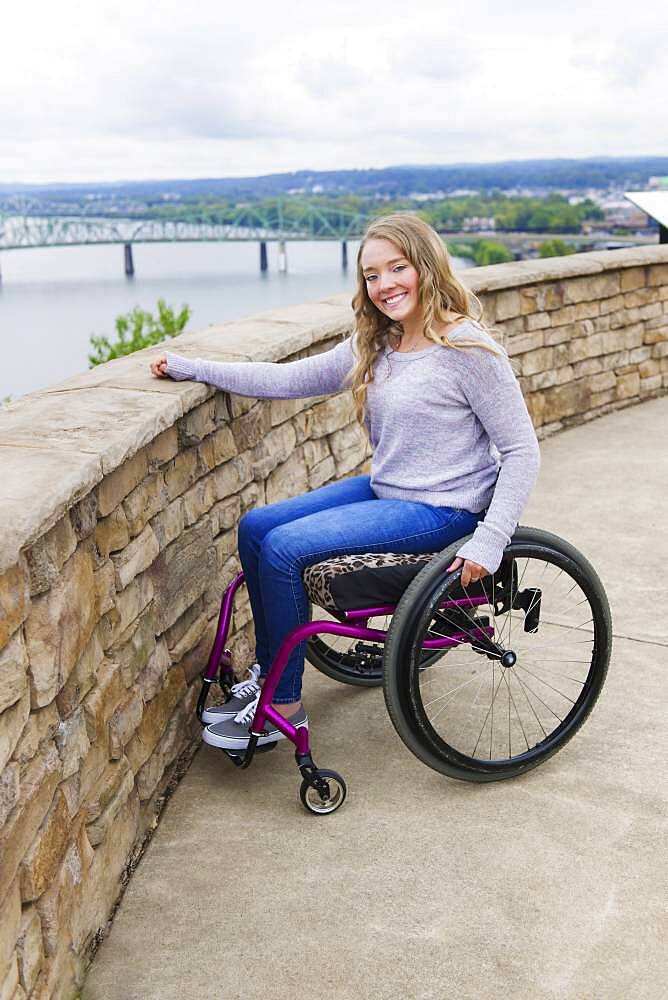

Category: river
[0, 240, 473, 400]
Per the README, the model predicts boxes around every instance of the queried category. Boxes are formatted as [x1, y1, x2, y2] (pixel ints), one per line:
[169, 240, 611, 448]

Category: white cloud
[570, 32, 662, 90]
[0, 0, 666, 183]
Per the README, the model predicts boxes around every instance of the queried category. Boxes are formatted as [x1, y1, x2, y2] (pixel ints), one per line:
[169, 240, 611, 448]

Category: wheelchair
[196, 526, 612, 815]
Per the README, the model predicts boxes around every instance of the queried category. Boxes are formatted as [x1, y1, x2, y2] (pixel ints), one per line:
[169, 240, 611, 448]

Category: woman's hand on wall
[150, 355, 169, 378]
[447, 557, 490, 588]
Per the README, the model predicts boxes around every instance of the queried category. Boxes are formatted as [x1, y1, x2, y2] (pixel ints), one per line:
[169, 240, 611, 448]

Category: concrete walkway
[84, 397, 667, 1000]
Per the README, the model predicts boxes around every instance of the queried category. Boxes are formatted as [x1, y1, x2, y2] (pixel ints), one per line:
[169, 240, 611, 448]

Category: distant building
[461, 216, 496, 232]
[408, 191, 447, 201]
[603, 203, 649, 228]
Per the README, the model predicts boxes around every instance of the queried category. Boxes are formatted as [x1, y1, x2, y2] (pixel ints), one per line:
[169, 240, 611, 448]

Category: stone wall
[0, 245, 666, 999]
[469, 247, 668, 432]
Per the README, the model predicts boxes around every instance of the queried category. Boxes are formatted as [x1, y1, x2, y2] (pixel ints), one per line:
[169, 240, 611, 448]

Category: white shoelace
[230, 663, 261, 699]
[234, 693, 260, 726]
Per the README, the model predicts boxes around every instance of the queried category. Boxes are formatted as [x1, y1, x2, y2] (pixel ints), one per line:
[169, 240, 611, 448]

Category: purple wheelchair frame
[196, 569, 494, 780]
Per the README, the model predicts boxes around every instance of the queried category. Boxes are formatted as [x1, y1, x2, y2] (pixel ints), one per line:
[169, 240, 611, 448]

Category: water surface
[0, 240, 471, 399]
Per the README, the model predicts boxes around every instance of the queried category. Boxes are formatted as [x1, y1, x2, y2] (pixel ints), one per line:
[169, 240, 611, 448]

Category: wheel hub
[500, 649, 517, 669]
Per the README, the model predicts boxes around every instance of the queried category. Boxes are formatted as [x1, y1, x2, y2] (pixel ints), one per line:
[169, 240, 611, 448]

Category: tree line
[132, 192, 604, 236]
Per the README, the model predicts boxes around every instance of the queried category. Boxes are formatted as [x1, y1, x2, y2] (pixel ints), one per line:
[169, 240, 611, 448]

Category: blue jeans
[237, 474, 482, 704]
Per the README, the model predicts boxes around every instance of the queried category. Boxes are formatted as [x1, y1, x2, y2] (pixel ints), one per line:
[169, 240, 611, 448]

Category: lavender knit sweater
[165, 321, 540, 572]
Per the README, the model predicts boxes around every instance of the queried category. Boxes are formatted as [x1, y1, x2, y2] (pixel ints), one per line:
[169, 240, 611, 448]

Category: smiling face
[360, 238, 422, 327]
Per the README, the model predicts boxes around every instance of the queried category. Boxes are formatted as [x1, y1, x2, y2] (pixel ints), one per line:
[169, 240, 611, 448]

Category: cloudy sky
[1, 0, 665, 184]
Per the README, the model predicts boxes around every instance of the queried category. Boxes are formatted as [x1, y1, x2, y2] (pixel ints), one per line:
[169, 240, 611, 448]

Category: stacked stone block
[471, 259, 668, 436]
[0, 339, 370, 999]
[0, 246, 666, 999]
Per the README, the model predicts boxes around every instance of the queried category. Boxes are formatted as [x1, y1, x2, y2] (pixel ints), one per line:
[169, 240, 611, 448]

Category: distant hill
[3, 156, 668, 202]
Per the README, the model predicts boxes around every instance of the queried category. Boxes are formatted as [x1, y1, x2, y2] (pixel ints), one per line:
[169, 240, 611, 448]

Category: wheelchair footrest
[222, 742, 278, 767]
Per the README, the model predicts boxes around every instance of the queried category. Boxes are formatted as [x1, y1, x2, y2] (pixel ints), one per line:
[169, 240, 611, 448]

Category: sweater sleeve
[452, 339, 540, 573]
[164, 335, 356, 400]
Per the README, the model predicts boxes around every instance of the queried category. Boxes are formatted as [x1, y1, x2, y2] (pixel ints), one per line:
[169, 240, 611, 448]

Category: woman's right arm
[151, 335, 356, 400]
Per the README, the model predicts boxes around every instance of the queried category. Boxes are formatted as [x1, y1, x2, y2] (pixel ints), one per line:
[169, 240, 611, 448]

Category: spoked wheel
[300, 769, 347, 814]
[306, 611, 390, 687]
[306, 610, 447, 688]
[383, 528, 612, 782]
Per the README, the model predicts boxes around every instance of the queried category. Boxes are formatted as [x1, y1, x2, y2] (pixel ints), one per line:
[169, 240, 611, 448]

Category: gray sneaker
[202, 694, 308, 750]
[201, 664, 262, 725]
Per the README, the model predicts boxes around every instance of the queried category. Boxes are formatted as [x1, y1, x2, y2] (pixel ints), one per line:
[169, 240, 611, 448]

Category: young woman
[149, 214, 540, 751]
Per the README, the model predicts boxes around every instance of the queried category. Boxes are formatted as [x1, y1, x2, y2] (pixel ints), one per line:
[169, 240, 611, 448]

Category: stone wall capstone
[0, 245, 666, 999]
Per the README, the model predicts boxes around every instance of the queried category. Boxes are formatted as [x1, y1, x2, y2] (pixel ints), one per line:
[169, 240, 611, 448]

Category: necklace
[394, 334, 431, 353]
[385, 334, 429, 379]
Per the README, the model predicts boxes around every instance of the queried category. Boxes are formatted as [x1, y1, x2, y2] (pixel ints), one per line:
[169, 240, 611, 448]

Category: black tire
[383, 527, 612, 782]
[306, 609, 447, 688]
[300, 770, 347, 814]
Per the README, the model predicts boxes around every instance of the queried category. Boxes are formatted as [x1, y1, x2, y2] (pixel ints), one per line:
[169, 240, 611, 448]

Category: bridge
[0, 199, 652, 278]
[0, 201, 369, 275]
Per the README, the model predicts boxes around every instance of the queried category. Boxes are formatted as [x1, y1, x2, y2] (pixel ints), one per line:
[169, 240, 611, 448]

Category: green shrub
[446, 239, 514, 266]
[538, 239, 576, 258]
[472, 239, 514, 266]
[88, 299, 191, 367]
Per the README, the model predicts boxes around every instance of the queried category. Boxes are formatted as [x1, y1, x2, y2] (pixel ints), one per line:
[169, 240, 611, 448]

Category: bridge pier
[341, 240, 348, 270]
[124, 243, 134, 277]
[259, 241, 268, 272]
[278, 240, 287, 273]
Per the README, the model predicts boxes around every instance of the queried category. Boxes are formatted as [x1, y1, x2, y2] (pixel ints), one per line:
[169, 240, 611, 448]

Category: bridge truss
[0, 201, 370, 251]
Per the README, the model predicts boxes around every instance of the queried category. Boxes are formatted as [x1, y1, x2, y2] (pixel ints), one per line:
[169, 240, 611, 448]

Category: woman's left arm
[453, 344, 541, 575]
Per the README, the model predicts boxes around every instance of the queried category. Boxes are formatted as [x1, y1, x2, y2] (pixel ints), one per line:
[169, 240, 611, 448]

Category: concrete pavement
[84, 396, 668, 1000]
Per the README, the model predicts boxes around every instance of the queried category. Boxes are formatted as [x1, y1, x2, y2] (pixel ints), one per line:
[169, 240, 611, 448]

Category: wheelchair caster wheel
[299, 769, 347, 815]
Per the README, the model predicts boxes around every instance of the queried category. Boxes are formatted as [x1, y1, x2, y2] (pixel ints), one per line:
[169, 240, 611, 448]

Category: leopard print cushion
[303, 551, 437, 613]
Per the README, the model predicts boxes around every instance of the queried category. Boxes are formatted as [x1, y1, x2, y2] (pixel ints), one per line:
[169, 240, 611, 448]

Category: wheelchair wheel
[383, 527, 612, 782]
[307, 610, 447, 688]
[300, 769, 347, 815]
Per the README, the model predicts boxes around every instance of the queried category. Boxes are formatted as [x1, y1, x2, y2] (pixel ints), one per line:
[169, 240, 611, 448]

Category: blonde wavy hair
[347, 213, 499, 427]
